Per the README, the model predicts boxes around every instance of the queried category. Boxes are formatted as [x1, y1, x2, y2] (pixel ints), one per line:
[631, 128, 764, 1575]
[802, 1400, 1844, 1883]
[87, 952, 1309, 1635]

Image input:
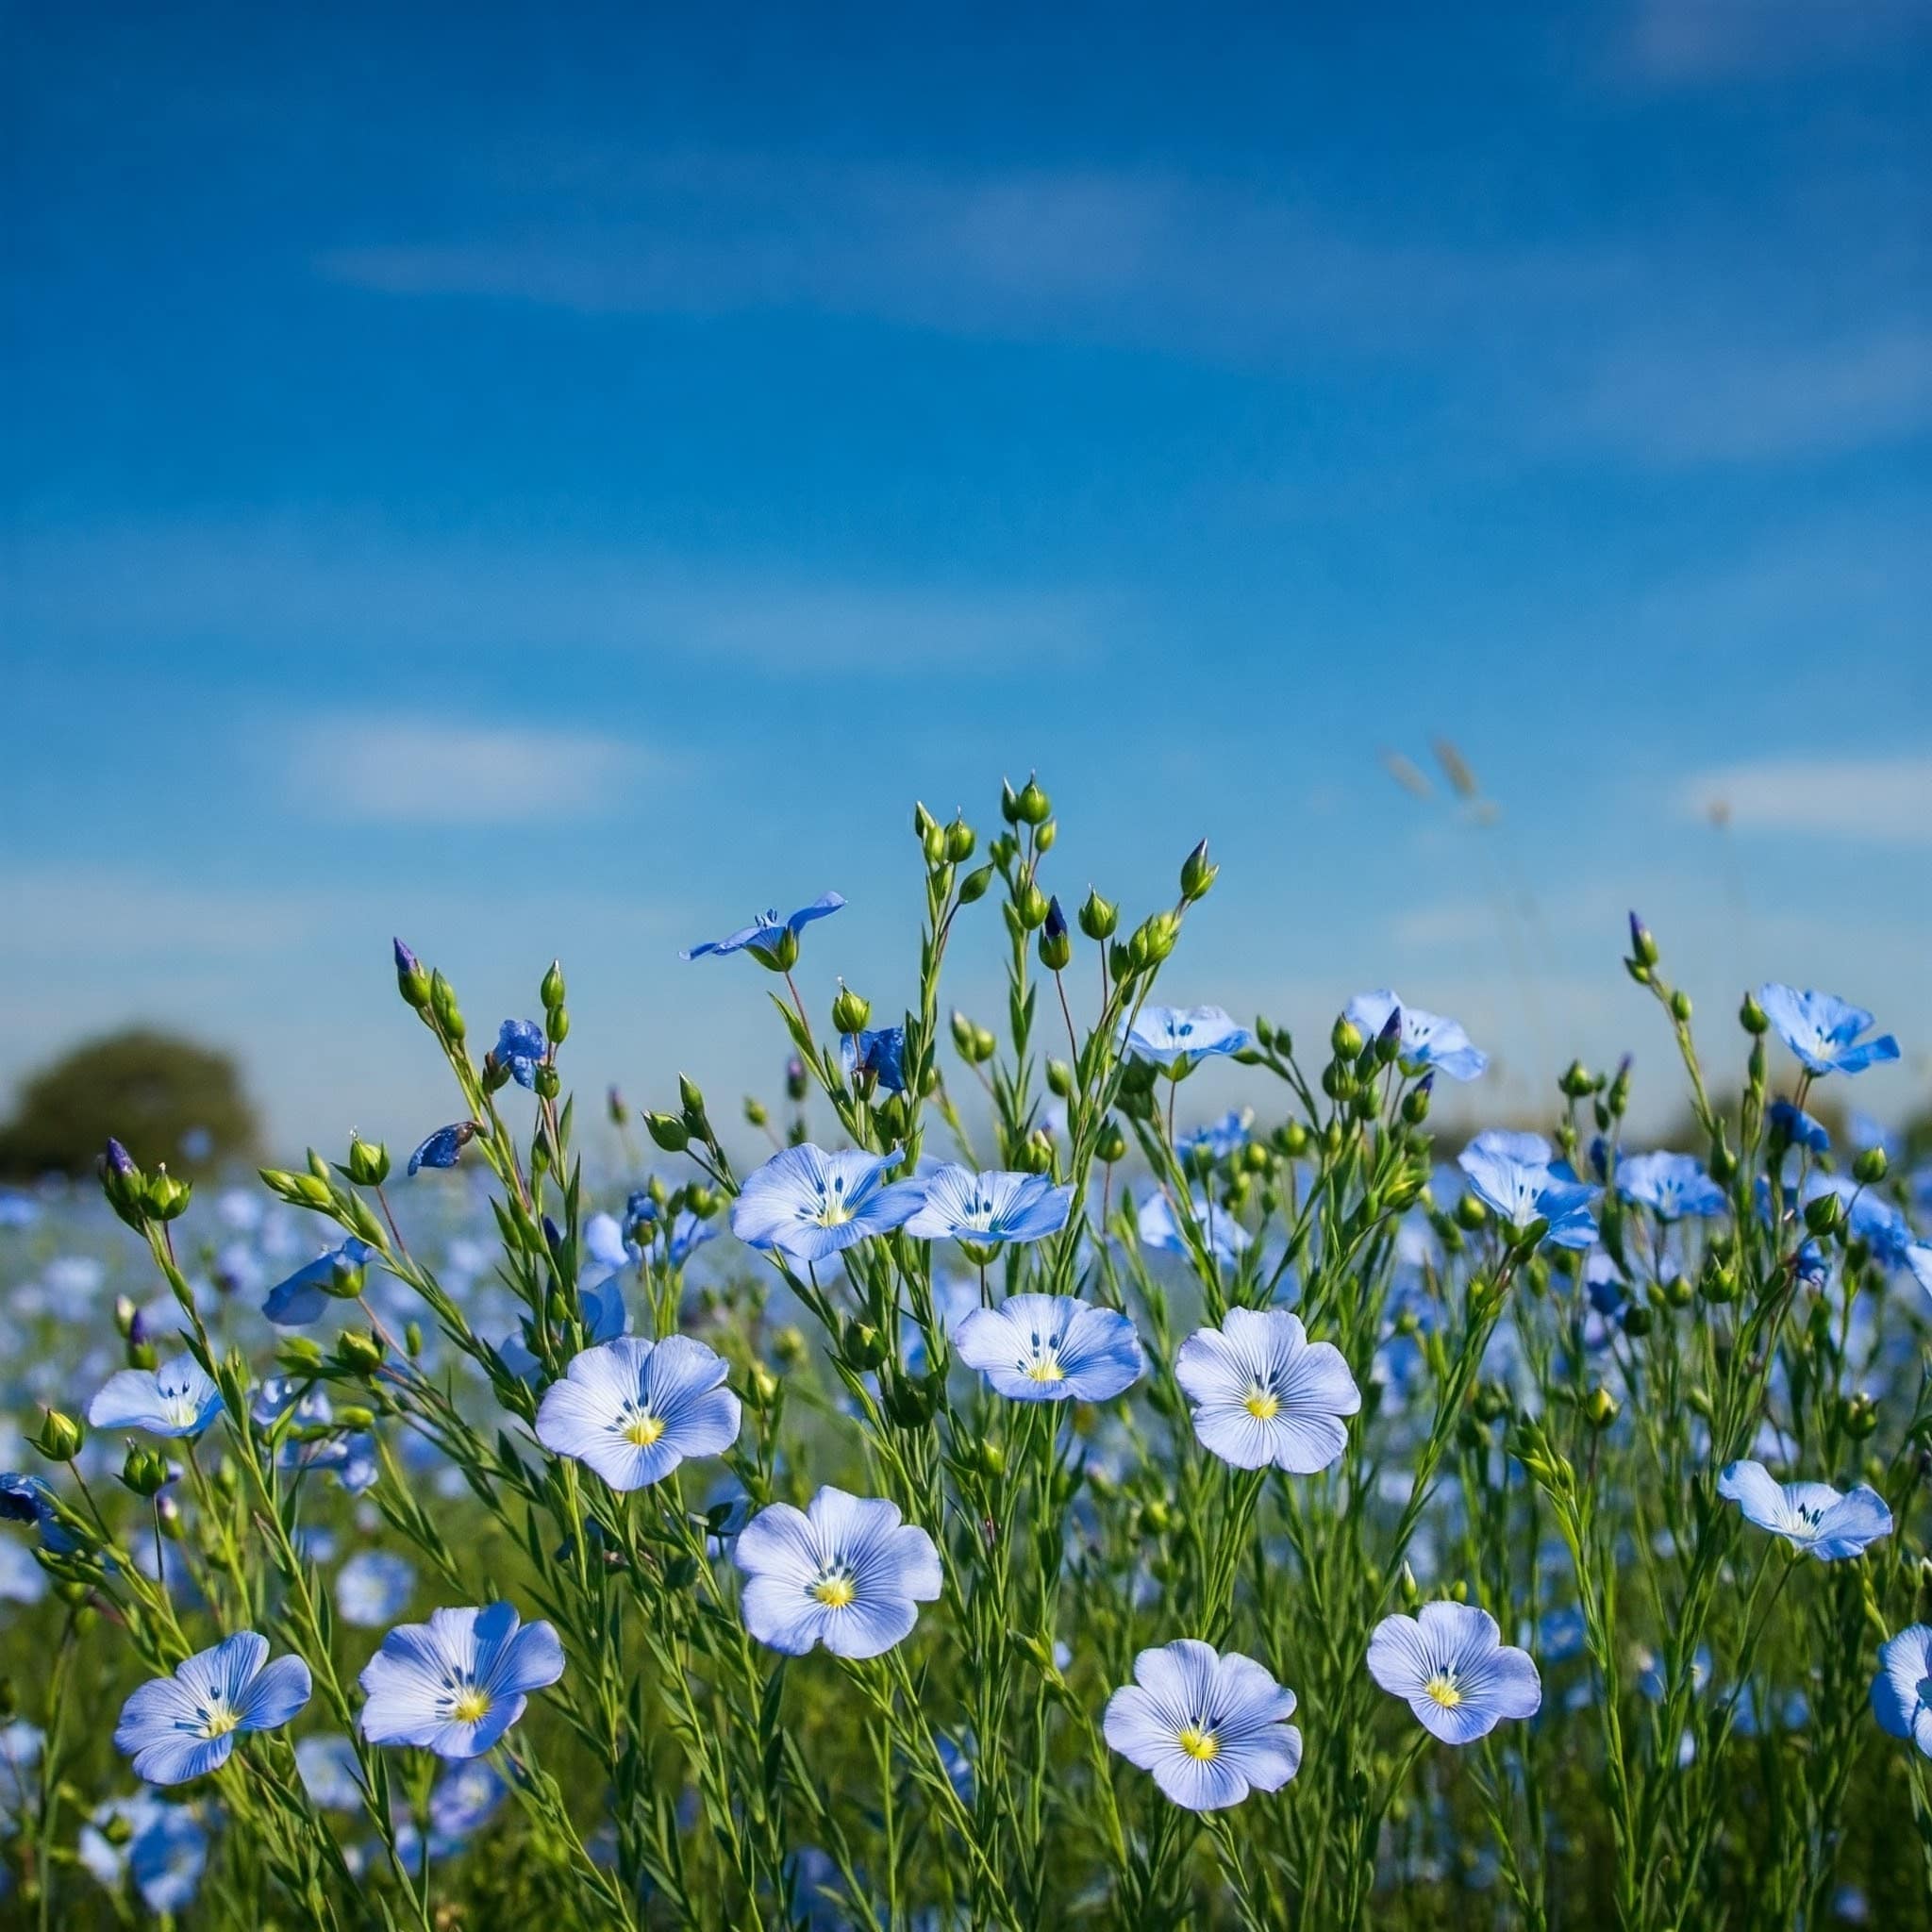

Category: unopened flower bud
[1455, 1191, 1488, 1231]
[1740, 991, 1768, 1035]
[1039, 896, 1073, 971]
[1013, 774, 1051, 825]
[1669, 989, 1692, 1024]
[1179, 839, 1218, 902]
[1627, 912, 1659, 969]
[1853, 1146, 1888, 1186]
[843, 1322, 888, 1371]
[429, 969, 465, 1041]
[393, 938, 431, 1009]
[774, 1326, 808, 1368]
[143, 1169, 192, 1222]
[1584, 1386, 1620, 1430]
[1096, 1118, 1127, 1164]
[1558, 1059, 1596, 1098]
[1330, 1016, 1363, 1059]
[345, 1136, 390, 1187]
[120, 1446, 171, 1497]
[541, 959, 566, 1010]
[945, 818, 976, 862]
[1014, 880, 1050, 930]
[644, 1111, 690, 1152]
[958, 863, 994, 905]
[33, 1409, 83, 1462]
[1402, 1075, 1435, 1125]
[1804, 1191, 1843, 1239]
[1077, 888, 1118, 941]
[832, 986, 873, 1035]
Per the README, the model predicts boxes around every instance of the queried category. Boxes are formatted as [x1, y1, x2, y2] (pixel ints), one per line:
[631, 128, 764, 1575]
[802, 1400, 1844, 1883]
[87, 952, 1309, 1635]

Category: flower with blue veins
[535, 1336, 741, 1491]
[1615, 1151, 1727, 1222]
[1122, 1005, 1253, 1072]
[903, 1166, 1074, 1248]
[1180, 1109, 1254, 1165]
[1368, 1601, 1542, 1744]
[1799, 1173, 1914, 1270]
[491, 1019, 545, 1090]
[953, 1293, 1143, 1404]
[735, 1486, 942, 1659]
[1343, 991, 1488, 1082]
[262, 1238, 376, 1326]
[1871, 1624, 1932, 1759]
[1138, 1190, 1251, 1262]
[1717, 1461, 1892, 1560]
[87, 1356, 223, 1439]
[840, 1025, 908, 1093]
[115, 1632, 312, 1785]
[682, 893, 845, 969]
[730, 1144, 925, 1264]
[1768, 1099, 1831, 1151]
[408, 1122, 479, 1177]
[1757, 984, 1900, 1077]
[1457, 1130, 1599, 1250]
[1103, 1640, 1301, 1811]
[336, 1551, 416, 1628]
[1174, 1308, 1361, 1473]
[358, 1602, 564, 1758]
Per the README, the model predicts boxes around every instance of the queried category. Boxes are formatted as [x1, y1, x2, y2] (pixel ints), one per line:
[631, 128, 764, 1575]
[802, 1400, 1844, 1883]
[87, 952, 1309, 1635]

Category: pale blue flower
[735, 1487, 941, 1658]
[358, 1602, 564, 1758]
[1180, 1109, 1254, 1164]
[1615, 1151, 1726, 1222]
[79, 1796, 208, 1915]
[1123, 1005, 1253, 1070]
[954, 1294, 1143, 1404]
[1368, 1602, 1541, 1744]
[429, 1759, 507, 1838]
[902, 1167, 1074, 1247]
[336, 1551, 416, 1628]
[1799, 1174, 1914, 1269]
[730, 1144, 924, 1264]
[491, 1019, 545, 1089]
[1457, 1130, 1598, 1250]
[1757, 985, 1899, 1077]
[263, 1238, 375, 1326]
[535, 1336, 741, 1491]
[682, 893, 844, 963]
[1871, 1624, 1932, 1758]
[1344, 990, 1488, 1082]
[1138, 1190, 1251, 1262]
[1174, 1309, 1361, 1473]
[1718, 1461, 1891, 1560]
[87, 1356, 222, 1438]
[115, 1632, 312, 1785]
[295, 1734, 366, 1810]
[1103, 1640, 1301, 1811]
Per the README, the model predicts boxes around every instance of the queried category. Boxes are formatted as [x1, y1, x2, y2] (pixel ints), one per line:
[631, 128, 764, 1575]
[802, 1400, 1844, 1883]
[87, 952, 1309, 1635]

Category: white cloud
[1679, 754, 1932, 842]
[282, 716, 649, 824]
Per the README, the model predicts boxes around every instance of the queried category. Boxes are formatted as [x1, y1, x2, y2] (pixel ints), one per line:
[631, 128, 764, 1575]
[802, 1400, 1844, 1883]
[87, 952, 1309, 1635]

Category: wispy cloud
[282, 716, 651, 824]
[12, 521, 1111, 675]
[1622, 0, 1932, 85]
[1679, 754, 1932, 842]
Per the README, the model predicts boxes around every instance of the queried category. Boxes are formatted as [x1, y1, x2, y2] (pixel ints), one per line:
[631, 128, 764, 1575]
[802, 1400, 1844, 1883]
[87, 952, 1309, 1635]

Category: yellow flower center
[1176, 1725, 1219, 1761]
[201, 1704, 241, 1740]
[450, 1687, 492, 1724]
[1424, 1673, 1461, 1709]
[622, 1412, 666, 1447]
[810, 1574, 857, 1608]
[1243, 1384, 1280, 1421]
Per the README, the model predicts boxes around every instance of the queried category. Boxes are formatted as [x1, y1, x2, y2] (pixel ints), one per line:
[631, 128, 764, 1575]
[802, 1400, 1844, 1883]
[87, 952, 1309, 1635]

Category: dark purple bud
[105, 1138, 135, 1179]
[1043, 895, 1068, 943]
[541, 1215, 564, 1256]
[1378, 1007, 1403, 1043]
[393, 938, 431, 1009]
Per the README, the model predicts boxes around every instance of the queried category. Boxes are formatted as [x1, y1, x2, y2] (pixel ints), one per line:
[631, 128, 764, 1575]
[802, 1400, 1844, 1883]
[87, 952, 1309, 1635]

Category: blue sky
[4, 0, 1929, 1157]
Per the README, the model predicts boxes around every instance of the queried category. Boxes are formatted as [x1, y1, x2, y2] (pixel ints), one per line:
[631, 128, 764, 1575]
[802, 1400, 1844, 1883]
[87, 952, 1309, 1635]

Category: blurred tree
[0, 1028, 258, 1179]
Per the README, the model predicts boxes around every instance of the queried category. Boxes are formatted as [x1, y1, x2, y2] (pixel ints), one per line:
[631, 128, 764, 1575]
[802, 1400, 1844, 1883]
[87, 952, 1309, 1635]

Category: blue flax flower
[535, 1336, 741, 1491]
[730, 1144, 924, 1264]
[903, 1166, 1074, 1247]
[1757, 984, 1900, 1077]
[1343, 991, 1488, 1082]
[1180, 1109, 1254, 1164]
[1769, 1099, 1830, 1151]
[1103, 1640, 1301, 1811]
[1800, 1173, 1914, 1269]
[1717, 1461, 1891, 1560]
[1457, 1131, 1599, 1250]
[1615, 1151, 1727, 1222]
[1137, 1190, 1251, 1262]
[408, 1122, 478, 1176]
[1174, 1309, 1361, 1473]
[262, 1238, 375, 1326]
[79, 1797, 208, 1915]
[2, 1474, 79, 1554]
[1871, 1624, 1932, 1758]
[358, 1602, 564, 1758]
[115, 1632, 311, 1785]
[1123, 1005, 1253, 1070]
[839, 1026, 908, 1093]
[735, 1487, 941, 1658]
[682, 893, 845, 964]
[1368, 1602, 1541, 1744]
[295, 1735, 367, 1810]
[87, 1356, 223, 1438]
[954, 1294, 1143, 1404]
[491, 1019, 545, 1089]
[336, 1551, 416, 1629]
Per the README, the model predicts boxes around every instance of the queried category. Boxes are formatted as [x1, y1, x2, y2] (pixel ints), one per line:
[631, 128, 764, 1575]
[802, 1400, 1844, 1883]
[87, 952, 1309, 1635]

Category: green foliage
[0, 1027, 258, 1178]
